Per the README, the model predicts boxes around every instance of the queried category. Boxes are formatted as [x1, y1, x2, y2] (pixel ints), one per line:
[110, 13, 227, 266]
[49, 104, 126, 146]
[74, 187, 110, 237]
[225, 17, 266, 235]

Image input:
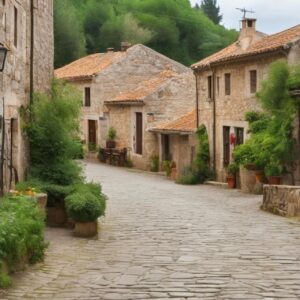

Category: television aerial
[236, 8, 255, 19]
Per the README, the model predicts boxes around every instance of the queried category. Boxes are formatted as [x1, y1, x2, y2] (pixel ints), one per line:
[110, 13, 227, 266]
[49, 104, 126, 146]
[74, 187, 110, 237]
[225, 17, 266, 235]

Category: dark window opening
[84, 87, 91, 107]
[217, 76, 220, 96]
[135, 112, 143, 155]
[225, 73, 231, 96]
[207, 76, 212, 99]
[235, 127, 244, 146]
[247, 20, 253, 28]
[250, 70, 257, 94]
[223, 126, 230, 167]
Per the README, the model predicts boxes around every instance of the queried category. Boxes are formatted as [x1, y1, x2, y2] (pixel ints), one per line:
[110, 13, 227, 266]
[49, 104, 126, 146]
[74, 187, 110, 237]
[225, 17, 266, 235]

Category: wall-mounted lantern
[0, 43, 9, 72]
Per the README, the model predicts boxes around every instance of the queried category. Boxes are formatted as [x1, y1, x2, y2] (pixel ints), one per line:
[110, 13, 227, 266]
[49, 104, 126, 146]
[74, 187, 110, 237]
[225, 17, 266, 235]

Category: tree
[200, 0, 222, 24]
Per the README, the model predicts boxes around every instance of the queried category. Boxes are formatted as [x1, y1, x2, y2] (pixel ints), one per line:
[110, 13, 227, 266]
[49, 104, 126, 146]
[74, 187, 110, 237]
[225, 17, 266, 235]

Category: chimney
[121, 42, 132, 52]
[106, 47, 114, 53]
[238, 18, 257, 49]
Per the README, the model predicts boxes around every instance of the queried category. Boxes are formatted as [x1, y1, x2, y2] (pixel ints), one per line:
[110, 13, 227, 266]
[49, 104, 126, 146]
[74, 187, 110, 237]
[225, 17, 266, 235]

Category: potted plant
[150, 155, 159, 172]
[163, 160, 173, 177]
[106, 127, 117, 148]
[226, 162, 239, 189]
[65, 188, 106, 237]
[265, 162, 283, 185]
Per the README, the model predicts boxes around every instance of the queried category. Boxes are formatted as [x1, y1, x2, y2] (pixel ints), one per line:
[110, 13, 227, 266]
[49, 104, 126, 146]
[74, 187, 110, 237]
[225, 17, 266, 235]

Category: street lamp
[0, 43, 9, 72]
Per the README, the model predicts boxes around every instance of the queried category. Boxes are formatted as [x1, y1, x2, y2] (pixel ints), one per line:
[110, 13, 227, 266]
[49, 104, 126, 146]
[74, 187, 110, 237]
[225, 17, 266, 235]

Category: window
[207, 76, 212, 99]
[14, 6, 18, 47]
[84, 87, 91, 107]
[135, 112, 143, 155]
[250, 70, 257, 94]
[247, 20, 253, 27]
[216, 76, 220, 96]
[223, 126, 230, 167]
[235, 127, 244, 146]
[225, 73, 231, 96]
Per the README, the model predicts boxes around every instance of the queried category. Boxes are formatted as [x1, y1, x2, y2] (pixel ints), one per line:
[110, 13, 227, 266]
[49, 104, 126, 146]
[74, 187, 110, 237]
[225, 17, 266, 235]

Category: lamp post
[0, 42, 8, 196]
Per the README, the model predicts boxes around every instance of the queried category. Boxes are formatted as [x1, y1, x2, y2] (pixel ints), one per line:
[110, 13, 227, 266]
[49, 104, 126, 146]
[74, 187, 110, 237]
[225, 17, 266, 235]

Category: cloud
[190, 0, 300, 34]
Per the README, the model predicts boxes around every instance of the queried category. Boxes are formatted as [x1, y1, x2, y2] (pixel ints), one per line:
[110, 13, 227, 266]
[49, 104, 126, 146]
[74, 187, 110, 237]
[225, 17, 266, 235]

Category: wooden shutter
[250, 70, 257, 94]
[225, 73, 231, 96]
[85, 88, 91, 107]
[223, 126, 230, 166]
[136, 113, 143, 155]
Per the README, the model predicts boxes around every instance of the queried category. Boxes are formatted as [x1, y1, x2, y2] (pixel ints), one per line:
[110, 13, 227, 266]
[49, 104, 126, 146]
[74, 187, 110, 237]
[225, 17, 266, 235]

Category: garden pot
[106, 140, 116, 149]
[227, 175, 236, 189]
[255, 170, 265, 183]
[46, 202, 67, 227]
[268, 176, 282, 185]
[74, 221, 98, 237]
[170, 167, 177, 181]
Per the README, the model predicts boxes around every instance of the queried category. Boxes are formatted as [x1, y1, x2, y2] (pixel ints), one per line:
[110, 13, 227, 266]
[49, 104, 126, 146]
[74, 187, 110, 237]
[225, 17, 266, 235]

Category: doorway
[88, 120, 97, 151]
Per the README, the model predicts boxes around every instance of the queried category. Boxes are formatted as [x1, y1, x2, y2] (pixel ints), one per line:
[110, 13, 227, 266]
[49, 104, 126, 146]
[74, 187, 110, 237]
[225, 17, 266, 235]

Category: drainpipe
[30, 0, 34, 106]
[194, 70, 199, 128]
[212, 68, 217, 178]
[0, 98, 4, 196]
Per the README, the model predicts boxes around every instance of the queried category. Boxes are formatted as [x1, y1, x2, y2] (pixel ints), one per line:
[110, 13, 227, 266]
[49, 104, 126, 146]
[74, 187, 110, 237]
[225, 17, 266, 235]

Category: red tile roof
[150, 110, 197, 133]
[105, 70, 176, 104]
[192, 24, 300, 70]
[55, 52, 126, 81]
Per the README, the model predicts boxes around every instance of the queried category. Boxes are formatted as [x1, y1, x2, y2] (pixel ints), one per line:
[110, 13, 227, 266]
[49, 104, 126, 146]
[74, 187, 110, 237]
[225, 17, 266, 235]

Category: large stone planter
[240, 167, 257, 193]
[262, 185, 300, 217]
[74, 221, 98, 237]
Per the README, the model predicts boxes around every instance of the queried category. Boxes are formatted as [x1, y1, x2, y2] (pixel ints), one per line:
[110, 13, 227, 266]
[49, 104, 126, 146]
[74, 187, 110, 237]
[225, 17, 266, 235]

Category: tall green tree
[200, 0, 222, 24]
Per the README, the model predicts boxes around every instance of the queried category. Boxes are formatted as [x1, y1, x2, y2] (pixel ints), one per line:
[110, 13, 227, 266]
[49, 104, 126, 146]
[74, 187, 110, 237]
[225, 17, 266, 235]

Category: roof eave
[104, 100, 145, 106]
[149, 128, 196, 135]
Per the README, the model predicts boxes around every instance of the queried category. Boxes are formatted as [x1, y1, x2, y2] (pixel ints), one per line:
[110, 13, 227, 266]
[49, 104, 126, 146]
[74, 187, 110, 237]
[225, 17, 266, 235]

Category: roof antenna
[236, 8, 255, 19]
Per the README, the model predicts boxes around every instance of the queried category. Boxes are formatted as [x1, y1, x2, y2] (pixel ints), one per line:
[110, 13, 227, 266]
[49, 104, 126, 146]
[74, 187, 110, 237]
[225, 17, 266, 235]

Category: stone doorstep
[126, 168, 166, 177]
[205, 181, 228, 188]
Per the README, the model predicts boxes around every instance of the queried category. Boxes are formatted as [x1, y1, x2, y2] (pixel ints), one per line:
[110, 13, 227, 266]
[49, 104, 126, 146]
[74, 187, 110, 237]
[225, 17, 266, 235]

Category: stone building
[0, 0, 54, 192]
[150, 110, 197, 176]
[55, 44, 195, 170]
[192, 19, 300, 183]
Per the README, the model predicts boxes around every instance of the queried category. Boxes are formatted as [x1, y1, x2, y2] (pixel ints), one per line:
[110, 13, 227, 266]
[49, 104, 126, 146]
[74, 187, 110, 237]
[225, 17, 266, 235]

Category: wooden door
[136, 113, 143, 155]
[223, 126, 230, 167]
[88, 120, 97, 150]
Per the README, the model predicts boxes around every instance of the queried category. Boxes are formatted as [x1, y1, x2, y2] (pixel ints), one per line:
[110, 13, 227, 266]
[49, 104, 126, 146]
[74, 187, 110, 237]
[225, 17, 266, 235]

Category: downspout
[212, 68, 216, 178]
[30, 0, 34, 106]
[0, 99, 4, 196]
[194, 70, 199, 128]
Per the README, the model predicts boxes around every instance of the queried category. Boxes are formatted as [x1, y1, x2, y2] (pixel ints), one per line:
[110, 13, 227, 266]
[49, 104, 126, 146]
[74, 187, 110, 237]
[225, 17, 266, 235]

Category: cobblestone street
[2, 161, 300, 299]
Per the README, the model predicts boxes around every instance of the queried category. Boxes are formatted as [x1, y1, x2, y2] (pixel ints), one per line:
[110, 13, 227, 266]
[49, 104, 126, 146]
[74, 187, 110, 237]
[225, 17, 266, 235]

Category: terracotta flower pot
[227, 175, 236, 189]
[268, 176, 282, 185]
[255, 170, 265, 183]
[74, 221, 98, 237]
[46, 202, 67, 227]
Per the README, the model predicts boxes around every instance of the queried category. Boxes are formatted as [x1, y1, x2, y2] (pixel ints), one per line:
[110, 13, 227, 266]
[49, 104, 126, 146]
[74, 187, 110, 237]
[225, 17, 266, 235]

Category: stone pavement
[1, 162, 300, 299]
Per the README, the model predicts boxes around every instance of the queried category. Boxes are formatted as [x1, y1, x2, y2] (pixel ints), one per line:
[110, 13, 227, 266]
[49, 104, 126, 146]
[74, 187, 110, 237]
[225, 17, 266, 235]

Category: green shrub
[163, 160, 173, 177]
[265, 161, 283, 177]
[65, 192, 105, 222]
[0, 196, 47, 288]
[176, 166, 199, 185]
[226, 163, 239, 176]
[150, 155, 159, 172]
[107, 127, 116, 140]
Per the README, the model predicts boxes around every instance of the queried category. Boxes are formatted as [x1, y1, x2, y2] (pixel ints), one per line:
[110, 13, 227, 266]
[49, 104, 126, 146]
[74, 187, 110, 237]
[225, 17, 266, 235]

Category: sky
[190, 0, 300, 34]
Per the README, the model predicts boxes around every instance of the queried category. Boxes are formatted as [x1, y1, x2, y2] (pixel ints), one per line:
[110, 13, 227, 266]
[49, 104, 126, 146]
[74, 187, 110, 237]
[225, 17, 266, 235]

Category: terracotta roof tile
[151, 110, 197, 133]
[55, 52, 126, 81]
[192, 24, 300, 69]
[105, 70, 176, 104]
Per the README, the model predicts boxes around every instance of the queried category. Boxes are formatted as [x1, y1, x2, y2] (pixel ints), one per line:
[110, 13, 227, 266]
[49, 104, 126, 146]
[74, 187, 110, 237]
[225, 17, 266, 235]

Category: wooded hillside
[54, 0, 238, 68]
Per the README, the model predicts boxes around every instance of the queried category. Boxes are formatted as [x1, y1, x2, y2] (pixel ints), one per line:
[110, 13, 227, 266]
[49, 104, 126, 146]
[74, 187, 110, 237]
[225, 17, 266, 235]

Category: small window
[216, 76, 220, 95]
[84, 87, 91, 107]
[225, 73, 231, 96]
[14, 6, 18, 47]
[247, 20, 253, 28]
[207, 76, 212, 99]
[2, 0, 6, 5]
[250, 70, 257, 94]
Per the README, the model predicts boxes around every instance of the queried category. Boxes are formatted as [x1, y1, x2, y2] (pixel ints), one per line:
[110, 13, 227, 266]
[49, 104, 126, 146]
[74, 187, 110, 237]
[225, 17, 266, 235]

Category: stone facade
[0, 0, 54, 191]
[262, 185, 300, 217]
[193, 20, 300, 184]
[56, 45, 195, 170]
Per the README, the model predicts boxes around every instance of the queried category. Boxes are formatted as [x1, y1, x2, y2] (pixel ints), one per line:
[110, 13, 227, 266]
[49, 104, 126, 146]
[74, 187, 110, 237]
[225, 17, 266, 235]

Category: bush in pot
[226, 163, 239, 189]
[106, 127, 117, 148]
[265, 161, 283, 185]
[65, 185, 106, 237]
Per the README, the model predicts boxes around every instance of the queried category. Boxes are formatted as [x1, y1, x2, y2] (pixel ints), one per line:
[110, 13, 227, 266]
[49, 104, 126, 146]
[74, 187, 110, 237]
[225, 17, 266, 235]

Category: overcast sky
[190, 0, 300, 34]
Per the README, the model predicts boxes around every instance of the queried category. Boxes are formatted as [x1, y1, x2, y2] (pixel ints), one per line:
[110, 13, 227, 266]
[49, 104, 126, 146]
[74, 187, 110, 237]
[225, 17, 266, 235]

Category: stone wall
[262, 185, 300, 217]
[0, 0, 53, 190]
[196, 54, 286, 182]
